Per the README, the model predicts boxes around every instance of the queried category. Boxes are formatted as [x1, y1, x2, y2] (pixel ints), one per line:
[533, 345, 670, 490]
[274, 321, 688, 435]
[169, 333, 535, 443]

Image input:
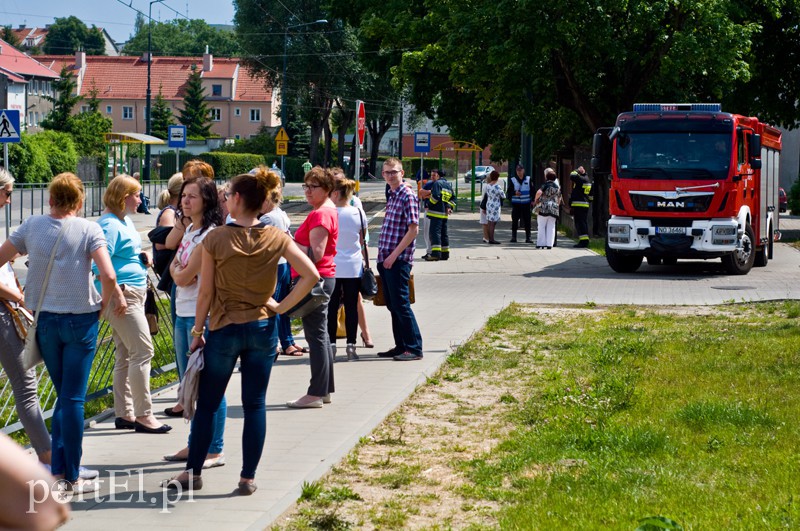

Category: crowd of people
[0, 155, 590, 526]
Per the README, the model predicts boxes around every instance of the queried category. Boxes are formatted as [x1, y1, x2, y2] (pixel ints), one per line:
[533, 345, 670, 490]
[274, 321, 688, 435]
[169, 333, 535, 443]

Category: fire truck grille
[629, 193, 712, 213]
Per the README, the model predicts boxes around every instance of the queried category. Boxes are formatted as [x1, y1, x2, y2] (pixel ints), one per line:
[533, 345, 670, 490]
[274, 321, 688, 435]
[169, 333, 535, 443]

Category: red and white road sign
[356, 100, 366, 147]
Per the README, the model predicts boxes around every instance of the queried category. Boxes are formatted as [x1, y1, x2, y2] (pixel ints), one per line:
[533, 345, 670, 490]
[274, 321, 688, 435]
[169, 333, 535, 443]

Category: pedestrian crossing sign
[0, 110, 21, 143]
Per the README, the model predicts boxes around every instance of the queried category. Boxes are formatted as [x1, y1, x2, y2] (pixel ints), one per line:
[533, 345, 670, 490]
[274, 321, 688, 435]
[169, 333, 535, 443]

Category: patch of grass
[372, 463, 422, 489]
[299, 480, 324, 501]
[273, 302, 800, 530]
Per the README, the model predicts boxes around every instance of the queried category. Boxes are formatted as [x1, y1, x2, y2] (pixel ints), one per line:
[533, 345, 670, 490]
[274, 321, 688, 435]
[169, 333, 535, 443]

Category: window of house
[28, 112, 34, 126]
[234, 134, 241, 140]
[210, 108, 221, 121]
[249, 108, 261, 122]
[123, 106, 134, 120]
[34, 112, 39, 126]
[234, 108, 241, 117]
[80, 105, 90, 113]
[212, 84, 222, 97]
[143, 108, 149, 121]
[106, 105, 113, 114]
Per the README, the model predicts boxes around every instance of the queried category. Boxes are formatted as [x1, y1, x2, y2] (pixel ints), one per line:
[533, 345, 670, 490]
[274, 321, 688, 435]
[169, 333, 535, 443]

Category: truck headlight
[608, 224, 631, 244]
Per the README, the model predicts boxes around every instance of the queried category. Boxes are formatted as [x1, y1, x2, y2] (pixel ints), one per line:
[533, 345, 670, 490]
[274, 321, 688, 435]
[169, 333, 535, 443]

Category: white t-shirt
[335, 205, 364, 279]
[175, 224, 215, 317]
[260, 208, 291, 265]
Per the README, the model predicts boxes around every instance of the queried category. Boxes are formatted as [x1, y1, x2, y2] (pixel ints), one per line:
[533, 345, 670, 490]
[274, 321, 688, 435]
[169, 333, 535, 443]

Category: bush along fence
[0, 272, 177, 441]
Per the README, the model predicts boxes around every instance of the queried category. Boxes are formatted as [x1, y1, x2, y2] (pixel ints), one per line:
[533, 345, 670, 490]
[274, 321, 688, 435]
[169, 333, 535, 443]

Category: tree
[43, 16, 105, 55]
[123, 18, 241, 57]
[235, 2, 359, 165]
[66, 112, 112, 158]
[333, 0, 796, 164]
[40, 66, 81, 132]
[150, 86, 174, 140]
[1, 26, 21, 47]
[178, 66, 212, 139]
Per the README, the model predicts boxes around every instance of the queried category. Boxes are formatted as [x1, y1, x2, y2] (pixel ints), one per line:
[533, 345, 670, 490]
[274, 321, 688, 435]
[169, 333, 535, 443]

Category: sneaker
[322, 394, 332, 404]
[423, 254, 440, 262]
[393, 351, 423, 361]
[43, 465, 99, 480]
[377, 347, 402, 358]
[67, 478, 99, 495]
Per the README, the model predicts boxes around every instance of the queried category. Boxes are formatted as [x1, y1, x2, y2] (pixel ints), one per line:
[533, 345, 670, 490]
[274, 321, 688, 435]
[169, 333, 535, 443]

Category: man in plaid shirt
[376, 158, 423, 361]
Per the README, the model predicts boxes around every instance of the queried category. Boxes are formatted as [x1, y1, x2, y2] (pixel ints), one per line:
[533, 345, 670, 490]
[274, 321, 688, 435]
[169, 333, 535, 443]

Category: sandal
[281, 345, 304, 356]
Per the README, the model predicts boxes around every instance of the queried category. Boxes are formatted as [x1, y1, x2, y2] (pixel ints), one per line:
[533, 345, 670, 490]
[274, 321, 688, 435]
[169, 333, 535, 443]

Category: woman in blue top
[98, 175, 171, 434]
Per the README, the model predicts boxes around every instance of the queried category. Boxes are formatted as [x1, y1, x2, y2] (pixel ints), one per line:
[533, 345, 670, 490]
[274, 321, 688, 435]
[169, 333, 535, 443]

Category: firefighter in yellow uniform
[569, 166, 593, 248]
[420, 168, 456, 261]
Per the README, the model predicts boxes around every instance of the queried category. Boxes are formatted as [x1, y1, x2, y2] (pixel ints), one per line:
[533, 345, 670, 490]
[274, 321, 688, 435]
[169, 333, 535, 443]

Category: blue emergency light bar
[632, 103, 722, 112]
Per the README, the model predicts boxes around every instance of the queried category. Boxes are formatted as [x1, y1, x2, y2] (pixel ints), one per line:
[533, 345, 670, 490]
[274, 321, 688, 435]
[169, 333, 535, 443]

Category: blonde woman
[97, 176, 171, 434]
[0, 173, 125, 493]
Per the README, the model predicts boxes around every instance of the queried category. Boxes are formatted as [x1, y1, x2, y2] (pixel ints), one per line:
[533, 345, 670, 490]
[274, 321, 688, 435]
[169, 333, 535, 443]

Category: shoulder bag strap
[31, 219, 70, 321]
[358, 208, 369, 266]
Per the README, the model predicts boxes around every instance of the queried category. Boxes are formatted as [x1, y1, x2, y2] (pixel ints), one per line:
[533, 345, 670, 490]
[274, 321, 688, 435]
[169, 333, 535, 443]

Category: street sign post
[167, 125, 187, 171]
[0, 109, 20, 239]
[355, 100, 365, 184]
[275, 127, 290, 177]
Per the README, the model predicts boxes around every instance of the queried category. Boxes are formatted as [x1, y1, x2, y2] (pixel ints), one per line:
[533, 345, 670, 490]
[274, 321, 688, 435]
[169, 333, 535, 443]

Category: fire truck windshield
[616, 132, 731, 180]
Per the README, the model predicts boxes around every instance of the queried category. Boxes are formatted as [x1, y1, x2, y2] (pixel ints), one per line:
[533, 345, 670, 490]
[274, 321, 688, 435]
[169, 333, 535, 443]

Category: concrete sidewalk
[36, 202, 800, 530]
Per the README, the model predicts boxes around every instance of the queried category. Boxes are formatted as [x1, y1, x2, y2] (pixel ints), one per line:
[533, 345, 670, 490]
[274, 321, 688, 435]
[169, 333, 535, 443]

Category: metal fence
[4, 180, 171, 230]
[0, 273, 176, 436]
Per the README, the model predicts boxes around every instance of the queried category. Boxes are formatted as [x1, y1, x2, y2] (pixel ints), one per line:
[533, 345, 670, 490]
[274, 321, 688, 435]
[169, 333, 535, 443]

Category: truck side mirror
[749, 134, 762, 169]
[591, 128, 613, 175]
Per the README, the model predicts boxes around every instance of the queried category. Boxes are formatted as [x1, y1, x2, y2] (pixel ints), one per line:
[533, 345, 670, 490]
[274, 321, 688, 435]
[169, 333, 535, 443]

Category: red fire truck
[592, 103, 782, 275]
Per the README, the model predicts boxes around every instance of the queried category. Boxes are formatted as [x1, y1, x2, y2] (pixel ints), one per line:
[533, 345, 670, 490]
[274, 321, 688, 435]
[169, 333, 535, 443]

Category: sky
[1, 0, 237, 43]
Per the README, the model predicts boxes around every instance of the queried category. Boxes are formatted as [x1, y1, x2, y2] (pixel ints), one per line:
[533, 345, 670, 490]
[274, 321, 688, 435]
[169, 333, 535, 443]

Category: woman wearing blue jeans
[0, 173, 125, 494]
[162, 176, 226, 468]
[164, 168, 318, 495]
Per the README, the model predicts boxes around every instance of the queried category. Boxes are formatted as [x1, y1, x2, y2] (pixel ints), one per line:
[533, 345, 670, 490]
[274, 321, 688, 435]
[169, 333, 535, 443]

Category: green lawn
[276, 301, 800, 530]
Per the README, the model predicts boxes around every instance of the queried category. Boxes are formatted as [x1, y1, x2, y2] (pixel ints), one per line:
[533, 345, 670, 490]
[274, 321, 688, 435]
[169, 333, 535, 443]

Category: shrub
[8, 133, 52, 183]
[30, 130, 78, 177]
[197, 152, 265, 178]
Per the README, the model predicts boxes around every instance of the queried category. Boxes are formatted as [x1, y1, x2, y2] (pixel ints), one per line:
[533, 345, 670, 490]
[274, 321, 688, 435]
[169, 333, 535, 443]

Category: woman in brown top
[164, 168, 318, 495]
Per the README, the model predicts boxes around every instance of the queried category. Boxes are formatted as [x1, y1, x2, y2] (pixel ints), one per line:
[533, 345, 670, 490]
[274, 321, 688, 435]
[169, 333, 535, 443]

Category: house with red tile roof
[0, 39, 59, 133]
[11, 25, 119, 56]
[38, 50, 277, 141]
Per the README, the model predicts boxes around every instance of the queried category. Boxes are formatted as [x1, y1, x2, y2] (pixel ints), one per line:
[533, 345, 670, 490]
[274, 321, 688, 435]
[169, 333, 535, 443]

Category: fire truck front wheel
[606, 242, 643, 273]
[722, 223, 756, 275]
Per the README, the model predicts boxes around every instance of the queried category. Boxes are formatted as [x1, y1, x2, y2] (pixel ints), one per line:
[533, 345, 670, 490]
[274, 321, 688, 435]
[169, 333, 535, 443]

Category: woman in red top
[287, 167, 339, 408]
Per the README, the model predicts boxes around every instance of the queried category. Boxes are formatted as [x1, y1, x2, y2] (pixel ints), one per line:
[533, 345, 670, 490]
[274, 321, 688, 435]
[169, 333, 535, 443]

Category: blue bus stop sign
[0, 110, 21, 143]
[414, 132, 431, 153]
[168, 125, 187, 148]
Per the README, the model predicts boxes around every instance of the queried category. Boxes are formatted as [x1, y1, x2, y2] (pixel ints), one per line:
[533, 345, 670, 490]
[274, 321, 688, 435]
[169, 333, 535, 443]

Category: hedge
[197, 152, 266, 178]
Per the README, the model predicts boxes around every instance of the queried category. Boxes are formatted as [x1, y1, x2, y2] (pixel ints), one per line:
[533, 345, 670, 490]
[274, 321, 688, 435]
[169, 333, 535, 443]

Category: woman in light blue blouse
[97, 175, 171, 434]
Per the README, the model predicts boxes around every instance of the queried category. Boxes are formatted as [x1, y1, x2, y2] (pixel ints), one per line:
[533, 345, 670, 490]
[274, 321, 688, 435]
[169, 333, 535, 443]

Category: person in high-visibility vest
[419, 168, 456, 261]
[568, 166, 593, 248]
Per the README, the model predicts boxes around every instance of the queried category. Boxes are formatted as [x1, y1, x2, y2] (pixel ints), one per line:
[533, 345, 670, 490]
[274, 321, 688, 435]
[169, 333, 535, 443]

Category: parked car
[463, 165, 495, 183]
[779, 187, 787, 213]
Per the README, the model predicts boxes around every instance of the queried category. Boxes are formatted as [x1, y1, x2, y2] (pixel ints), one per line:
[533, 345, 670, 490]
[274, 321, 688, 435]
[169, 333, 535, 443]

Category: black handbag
[358, 209, 378, 299]
[144, 278, 159, 335]
[287, 277, 327, 319]
[148, 225, 176, 293]
[286, 245, 328, 319]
